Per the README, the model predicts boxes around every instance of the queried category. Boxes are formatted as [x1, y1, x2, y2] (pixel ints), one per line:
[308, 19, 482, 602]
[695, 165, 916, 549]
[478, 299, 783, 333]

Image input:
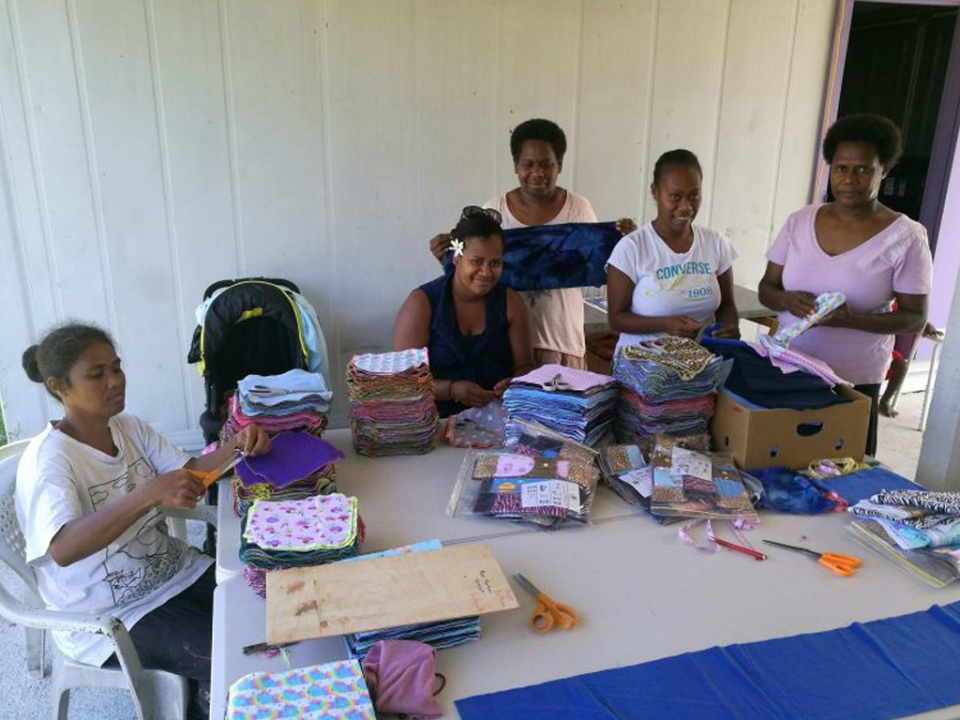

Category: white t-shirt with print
[607, 222, 738, 350]
[484, 191, 597, 358]
[15, 414, 212, 666]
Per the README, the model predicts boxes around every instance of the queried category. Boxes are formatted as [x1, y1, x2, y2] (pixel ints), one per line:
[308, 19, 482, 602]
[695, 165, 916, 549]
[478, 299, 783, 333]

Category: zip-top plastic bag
[447, 448, 600, 529]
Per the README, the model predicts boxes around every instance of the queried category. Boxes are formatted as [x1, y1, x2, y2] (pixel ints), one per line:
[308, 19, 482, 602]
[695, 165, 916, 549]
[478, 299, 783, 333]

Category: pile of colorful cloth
[502, 364, 617, 446]
[240, 493, 362, 596]
[221, 368, 331, 444]
[613, 337, 725, 445]
[232, 430, 341, 516]
[347, 348, 439, 456]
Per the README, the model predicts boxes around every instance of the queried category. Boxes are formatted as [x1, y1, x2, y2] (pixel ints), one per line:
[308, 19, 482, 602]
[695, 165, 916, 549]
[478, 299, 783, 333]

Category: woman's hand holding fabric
[233, 424, 271, 457]
[783, 290, 819, 318]
[819, 302, 852, 328]
[616, 218, 638, 236]
[711, 323, 741, 339]
[452, 380, 497, 408]
[493, 378, 512, 395]
[661, 315, 702, 339]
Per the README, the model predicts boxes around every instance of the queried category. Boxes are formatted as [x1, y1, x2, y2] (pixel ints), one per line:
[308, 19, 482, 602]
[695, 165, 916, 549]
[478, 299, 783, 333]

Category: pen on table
[714, 538, 767, 561]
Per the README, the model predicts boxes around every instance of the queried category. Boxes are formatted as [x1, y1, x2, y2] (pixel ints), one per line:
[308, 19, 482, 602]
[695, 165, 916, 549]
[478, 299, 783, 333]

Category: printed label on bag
[672, 447, 712, 481]
[521, 481, 580, 512]
[620, 468, 653, 497]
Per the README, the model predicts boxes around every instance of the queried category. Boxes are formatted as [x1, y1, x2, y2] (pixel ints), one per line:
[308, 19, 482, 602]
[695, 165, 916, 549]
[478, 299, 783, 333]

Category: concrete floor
[874, 390, 929, 480]
[0, 392, 933, 719]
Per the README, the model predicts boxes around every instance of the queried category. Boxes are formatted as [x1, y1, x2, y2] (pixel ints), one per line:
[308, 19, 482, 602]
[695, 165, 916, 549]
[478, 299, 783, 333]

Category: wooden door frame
[814, 0, 960, 251]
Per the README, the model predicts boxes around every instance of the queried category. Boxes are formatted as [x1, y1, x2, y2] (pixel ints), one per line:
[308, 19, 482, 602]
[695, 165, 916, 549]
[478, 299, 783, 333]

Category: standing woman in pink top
[429, 118, 636, 369]
[758, 114, 933, 457]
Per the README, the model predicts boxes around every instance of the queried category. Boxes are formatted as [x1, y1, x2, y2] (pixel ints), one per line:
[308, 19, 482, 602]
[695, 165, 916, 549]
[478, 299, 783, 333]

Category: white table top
[211, 428, 960, 720]
[215, 428, 634, 582]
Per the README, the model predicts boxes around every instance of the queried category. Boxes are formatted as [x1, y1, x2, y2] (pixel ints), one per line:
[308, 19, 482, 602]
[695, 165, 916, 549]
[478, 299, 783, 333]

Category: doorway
[819, 1, 960, 250]
[815, 0, 960, 478]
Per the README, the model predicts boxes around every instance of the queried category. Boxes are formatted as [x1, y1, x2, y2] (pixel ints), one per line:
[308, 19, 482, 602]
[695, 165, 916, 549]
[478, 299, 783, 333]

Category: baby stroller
[187, 277, 329, 445]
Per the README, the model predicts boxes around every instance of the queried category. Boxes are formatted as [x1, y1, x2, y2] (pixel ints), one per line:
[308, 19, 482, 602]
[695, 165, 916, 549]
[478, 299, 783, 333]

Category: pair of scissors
[762, 540, 862, 577]
[514, 573, 578, 633]
[187, 450, 243, 489]
[541, 373, 573, 392]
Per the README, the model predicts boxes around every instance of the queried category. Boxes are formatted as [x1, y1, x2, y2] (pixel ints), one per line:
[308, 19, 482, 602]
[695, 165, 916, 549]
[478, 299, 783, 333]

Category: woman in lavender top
[758, 114, 932, 457]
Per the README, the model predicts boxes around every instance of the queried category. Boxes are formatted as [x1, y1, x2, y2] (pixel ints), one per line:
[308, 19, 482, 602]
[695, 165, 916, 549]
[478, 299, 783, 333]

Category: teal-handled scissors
[514, 573, 579, 633]
[762, 540, 862, 577]
[541, 373, 573, 392]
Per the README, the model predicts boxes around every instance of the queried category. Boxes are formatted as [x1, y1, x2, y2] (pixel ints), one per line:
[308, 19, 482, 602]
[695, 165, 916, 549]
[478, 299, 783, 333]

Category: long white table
[211, 428, 960, 720]
[214, 429, 636, 582]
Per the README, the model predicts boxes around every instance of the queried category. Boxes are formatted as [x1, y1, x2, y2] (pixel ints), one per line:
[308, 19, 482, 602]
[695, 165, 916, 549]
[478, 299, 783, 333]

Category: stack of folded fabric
[347, 348, 439, 456]
[502, 364, 617, 446]
[232, 430, 342, 517]
[222, 368, 332, 444]
[240, 493, 361, 595]
[613, 337, 725, 446]
[701, 334, 850, 410]
[226, 659, 376, 720]
[339, 540, 481, 659]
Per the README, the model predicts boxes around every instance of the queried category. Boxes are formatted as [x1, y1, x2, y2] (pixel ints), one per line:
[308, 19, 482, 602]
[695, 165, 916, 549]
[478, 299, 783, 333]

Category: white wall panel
[151, 0, 237, 424]
[497, 0, 581, 190]
[710, 0, 797, 289]
[414, 0, 500, 239]
[645, 0, 729, 226]
[0, 0, 838, 443]
[72, 0, 190, 431]
[576, 0, 656, 222]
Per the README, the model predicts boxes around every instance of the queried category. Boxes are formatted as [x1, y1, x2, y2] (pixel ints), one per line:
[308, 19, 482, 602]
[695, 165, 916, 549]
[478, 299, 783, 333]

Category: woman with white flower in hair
[394, 206, 533, 417]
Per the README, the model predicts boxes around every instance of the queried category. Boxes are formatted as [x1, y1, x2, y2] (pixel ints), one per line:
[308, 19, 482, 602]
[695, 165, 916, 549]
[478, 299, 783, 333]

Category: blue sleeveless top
[419, 275, 514, 417]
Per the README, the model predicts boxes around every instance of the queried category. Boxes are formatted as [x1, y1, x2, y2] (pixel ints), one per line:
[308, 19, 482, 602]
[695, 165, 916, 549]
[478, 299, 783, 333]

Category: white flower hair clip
[449, 238, 465, 258]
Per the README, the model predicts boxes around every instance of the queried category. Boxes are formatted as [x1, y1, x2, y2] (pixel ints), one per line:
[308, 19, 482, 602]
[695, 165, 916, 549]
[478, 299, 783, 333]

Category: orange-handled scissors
[514, 573, 578, 633]
[762, 540, 862, 577]
[187, 451, 243, 489]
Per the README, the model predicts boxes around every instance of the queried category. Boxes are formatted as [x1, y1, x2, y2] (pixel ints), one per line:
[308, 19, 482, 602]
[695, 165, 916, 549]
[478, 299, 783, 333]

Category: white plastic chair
[0, 444, 214, 720]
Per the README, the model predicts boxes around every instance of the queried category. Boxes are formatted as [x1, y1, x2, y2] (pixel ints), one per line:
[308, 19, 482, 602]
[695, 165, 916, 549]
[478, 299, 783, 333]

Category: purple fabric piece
[361, 640, 442, 718]
[236, 431, 344, 488]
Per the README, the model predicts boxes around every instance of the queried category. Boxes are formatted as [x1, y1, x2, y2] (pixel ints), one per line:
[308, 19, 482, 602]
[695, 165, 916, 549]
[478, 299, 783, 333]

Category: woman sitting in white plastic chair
[15, 323, 269, 719]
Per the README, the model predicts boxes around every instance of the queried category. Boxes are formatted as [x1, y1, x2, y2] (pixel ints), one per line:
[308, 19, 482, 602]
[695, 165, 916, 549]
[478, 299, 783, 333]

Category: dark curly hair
[22, 322, 115, 400]
[450, 209, 504, 253]
[652, 149, 703, 185]
[822, 114, 903, 167]
[510, 118, 567, 166]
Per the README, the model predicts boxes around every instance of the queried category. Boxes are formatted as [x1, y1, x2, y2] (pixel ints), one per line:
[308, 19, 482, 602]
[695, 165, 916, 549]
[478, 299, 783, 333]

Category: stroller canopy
[189, 279, 308, 378]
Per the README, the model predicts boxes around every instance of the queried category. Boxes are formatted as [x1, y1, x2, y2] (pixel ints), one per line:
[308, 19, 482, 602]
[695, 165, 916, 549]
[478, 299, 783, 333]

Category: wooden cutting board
[266, 542, 519, 644]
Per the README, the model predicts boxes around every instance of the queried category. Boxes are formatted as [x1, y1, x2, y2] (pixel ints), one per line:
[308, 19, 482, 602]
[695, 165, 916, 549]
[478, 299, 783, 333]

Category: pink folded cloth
[510, 363, 615, 393]
[753, 335, 849, 386]
[361, 640, 443, 718]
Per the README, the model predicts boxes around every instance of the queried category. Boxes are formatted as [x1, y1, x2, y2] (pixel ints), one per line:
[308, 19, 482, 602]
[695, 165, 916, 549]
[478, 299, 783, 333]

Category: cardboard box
[710, 386, 871, 470]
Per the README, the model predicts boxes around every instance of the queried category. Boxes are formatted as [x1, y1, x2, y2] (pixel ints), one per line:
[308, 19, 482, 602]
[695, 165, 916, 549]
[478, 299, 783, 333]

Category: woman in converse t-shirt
[606, 149, 739, 352]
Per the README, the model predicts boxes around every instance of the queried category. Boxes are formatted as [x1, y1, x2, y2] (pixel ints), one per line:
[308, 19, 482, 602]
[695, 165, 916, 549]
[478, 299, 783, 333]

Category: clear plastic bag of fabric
[447, 449, 600, 529]
[444, 401, 507, 449]
[599, 444, 648, 507]
[504, 418, 598, 465]
[649, 436, 757, 521]
[599, 444, 682, 525]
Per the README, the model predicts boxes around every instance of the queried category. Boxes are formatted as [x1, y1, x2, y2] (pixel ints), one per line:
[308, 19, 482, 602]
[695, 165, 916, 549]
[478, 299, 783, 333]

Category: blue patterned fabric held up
[443, 222, 621, 291]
